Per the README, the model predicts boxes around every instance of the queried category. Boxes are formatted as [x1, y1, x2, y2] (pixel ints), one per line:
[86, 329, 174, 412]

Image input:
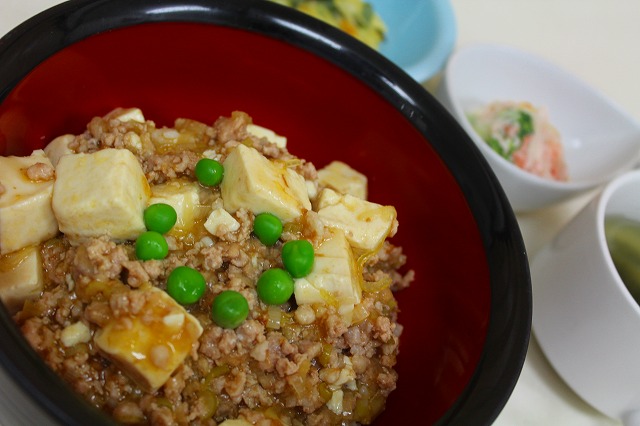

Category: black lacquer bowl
[0, 1, 531, 425]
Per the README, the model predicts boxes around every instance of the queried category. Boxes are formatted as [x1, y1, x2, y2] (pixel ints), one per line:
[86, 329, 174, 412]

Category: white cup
[532, 170, 640, 425]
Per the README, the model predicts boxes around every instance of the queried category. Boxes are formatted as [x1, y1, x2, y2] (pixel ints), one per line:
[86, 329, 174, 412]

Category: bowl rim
[443, 42, 640, 192]
[0, 1, 531, 425]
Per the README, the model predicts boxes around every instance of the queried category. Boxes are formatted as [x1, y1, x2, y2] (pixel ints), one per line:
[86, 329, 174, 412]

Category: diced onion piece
[266, 305, 282, 329]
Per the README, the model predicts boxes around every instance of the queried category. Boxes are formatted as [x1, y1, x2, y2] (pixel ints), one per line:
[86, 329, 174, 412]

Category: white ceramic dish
[436, 43, 640, 212]
[370, 0, 456, 83]
[532, 170, 640, 425]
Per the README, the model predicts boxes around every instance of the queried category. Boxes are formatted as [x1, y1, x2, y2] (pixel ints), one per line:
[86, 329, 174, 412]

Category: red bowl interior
[0, 19, 492, 426]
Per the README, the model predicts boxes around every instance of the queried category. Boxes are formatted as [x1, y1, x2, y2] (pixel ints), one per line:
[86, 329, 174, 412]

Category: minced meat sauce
[3, 108, 413, 425]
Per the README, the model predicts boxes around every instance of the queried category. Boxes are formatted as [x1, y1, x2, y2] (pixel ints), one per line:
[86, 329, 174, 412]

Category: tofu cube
[246, 123, 287, 148]
[294, 228, 361, 310]
[316, 188, 396, 252]
[52, 149, 150, 241]
[204, 208, 240, 237]
[0, 150, 58, 254]
[105, 107, 146, 123]
[317, 161, 368, 199]
[148, 180, 201, 236]
[221, 145, 311, 222]
[44, 134, 75, 167]
[0, 245, 44, 313]
[94, 286, 203, 392]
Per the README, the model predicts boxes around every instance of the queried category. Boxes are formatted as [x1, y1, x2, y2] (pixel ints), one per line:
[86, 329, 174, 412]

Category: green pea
[144, 203, 177, 234]
[257, 268, 294, 305]
[253, 213, 283, 246]
[211, 290, 249, 329]
[195, 158, 224, 187]
[281, 239, 314, 278]
[167, 266, 206, 304]
[135, 231, 169, 260]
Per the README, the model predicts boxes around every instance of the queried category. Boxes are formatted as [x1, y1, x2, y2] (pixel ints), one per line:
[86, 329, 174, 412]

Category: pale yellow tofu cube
[316, 188, 396, 252]
[294, 228, 361, 311]
[246, 123, 287, 148]
[221, 145, 311, 222]
[94, 286, 203, 392]
[148, 180, 200, 236]
[0, 246, 44, 313]
[52, 148, 150, 241]
[317, 161, 368, 199]
[44, 134, 75, 167]
[0, 150, 58, 254]
[204, 208, 240, 236]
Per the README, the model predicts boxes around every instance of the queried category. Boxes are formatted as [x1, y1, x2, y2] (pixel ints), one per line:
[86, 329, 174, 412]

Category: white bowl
[436, 43, 640, 212]
[532, 170, 640, 423]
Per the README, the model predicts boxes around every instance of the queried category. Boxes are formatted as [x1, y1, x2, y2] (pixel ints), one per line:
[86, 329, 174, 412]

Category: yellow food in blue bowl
[270, 0, 386, 49]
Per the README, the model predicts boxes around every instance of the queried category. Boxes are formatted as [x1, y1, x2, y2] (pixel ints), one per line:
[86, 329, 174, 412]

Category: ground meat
[295, 160, 318, 181]
[71, 237, 128, 282]
[84, 301, 112, 328]
[113, 401, 145, 424]
[121, 260, 150, 288]
[25, 162, 55, 181]
[364, 241, 415, 292]
[12, 110, 411, 426]
[143, 150, 200, 184]
[214, 111, 251, 144]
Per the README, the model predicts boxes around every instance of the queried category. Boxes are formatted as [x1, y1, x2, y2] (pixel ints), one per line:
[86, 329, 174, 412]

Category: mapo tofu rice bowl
[0, 108, 413, 425]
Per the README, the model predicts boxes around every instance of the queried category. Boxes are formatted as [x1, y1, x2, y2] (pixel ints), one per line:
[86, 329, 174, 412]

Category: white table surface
[450, 1, 639, 425]
[2, 1, 639, 425]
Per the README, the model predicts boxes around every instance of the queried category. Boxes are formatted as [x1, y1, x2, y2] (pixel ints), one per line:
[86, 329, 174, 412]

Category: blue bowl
[371, 0, 457, 82]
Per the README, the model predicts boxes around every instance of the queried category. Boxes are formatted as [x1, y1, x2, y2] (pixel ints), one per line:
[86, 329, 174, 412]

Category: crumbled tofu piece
[221, 144, 311, 222]
[106, 107, 145, 123]
[327, 389, 344, 415]
[294, 228, 361, 313]
[94, 286, 203, 392]
[246, 123, 287, 148]
[0, 151, 58, 254]
[320, 356, 357, 390]
[316, 188, 396, 252]
[148, 180, 200, 236]
[44, 134, 74, 167]
[60, 321, 91, 347]
[335, 356, 356, 388]
[202, 149, 223, 162]
[52, 148, 150, 241]
[204, 208, 240, 236]
[317, 161, 368, 199]
[0, 246, 44, 313]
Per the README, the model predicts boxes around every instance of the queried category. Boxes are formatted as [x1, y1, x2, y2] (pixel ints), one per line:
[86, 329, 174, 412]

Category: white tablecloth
[3, 1, 640, 425]
[451, 1, 639, 425]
